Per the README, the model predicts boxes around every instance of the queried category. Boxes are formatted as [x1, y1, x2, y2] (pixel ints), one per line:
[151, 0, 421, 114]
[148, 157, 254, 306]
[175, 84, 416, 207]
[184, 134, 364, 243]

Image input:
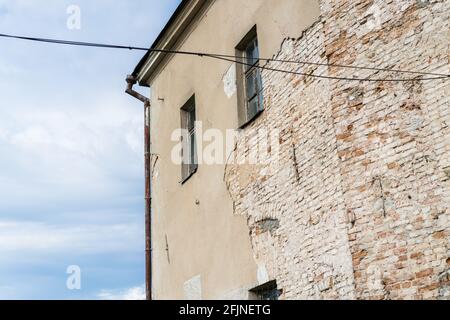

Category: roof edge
[132, 0, 209, 86]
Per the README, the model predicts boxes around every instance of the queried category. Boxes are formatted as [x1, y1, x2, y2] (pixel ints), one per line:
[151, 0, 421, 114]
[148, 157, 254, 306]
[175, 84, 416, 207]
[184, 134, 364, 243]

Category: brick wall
[224, 0, 449, 300]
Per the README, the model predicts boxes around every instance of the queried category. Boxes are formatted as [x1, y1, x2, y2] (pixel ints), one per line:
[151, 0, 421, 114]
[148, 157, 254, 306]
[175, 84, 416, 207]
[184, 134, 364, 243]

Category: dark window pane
[252, 39, 259, 61]
[259, 289, 282, 301]
[246, 70, 257, 100]
[187, 103, 195, 131]
[246, 41, 255, 65]
[189, 131, 196, 165]
[238, 32, 264, 127]
[247, 96, 259, 120]
[245, 38, 260, 68]
[181, 95, 197, 182]
[245, 66, 263, 118]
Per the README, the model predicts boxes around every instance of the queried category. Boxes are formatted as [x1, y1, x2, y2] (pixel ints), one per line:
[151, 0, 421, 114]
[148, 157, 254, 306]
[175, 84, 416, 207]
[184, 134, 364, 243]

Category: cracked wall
[147, 0, 323, 300]
[225, 0, 449, 300]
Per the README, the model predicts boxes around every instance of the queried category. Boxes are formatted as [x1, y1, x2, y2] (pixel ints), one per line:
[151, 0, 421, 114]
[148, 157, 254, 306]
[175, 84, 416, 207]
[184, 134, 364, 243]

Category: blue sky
[0, 0, 180, 299]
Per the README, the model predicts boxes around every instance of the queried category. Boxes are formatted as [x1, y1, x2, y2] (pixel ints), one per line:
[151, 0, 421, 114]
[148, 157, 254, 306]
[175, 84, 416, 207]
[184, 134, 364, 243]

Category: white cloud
[0, 95, 144, 211]
[0, 220, 143, 255]
[97, 285, 146, 300]
[7, 98, 143, 158]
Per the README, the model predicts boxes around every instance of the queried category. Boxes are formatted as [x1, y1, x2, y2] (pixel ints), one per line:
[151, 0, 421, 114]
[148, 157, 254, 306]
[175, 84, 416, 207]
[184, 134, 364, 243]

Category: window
[236, 26, 264, 128]
[250, 280, 282, 301]
[180, 95, 198, 183]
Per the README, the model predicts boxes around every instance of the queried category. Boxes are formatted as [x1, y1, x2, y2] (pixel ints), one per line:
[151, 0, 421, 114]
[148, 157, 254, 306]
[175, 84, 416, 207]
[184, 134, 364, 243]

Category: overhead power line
[0, 33, 449, 82]
[210, 55, 448, 82]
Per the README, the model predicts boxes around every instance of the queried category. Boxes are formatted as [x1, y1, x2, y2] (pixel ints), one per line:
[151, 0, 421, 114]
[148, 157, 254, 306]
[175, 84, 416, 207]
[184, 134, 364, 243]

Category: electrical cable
[1, 33, 449, 82]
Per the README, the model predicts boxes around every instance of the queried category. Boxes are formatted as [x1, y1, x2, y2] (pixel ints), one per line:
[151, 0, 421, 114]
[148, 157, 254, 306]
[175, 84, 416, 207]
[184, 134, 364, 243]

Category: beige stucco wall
[146, 0, 320, 300]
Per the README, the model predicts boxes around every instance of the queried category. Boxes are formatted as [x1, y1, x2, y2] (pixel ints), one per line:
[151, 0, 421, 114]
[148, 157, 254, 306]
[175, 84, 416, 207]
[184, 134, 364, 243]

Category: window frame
[236, 26, 264, 129]
[180, 95, 198, 184]
[249, 280, 282, 301]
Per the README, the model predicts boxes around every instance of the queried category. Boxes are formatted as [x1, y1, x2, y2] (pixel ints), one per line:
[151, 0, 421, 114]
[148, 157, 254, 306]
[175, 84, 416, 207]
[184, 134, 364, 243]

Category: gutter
[125, 75, 152, 301]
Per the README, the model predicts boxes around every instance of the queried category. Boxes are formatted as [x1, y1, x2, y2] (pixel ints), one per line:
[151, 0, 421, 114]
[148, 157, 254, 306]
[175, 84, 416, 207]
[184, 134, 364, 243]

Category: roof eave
[132, 0, 208, 86]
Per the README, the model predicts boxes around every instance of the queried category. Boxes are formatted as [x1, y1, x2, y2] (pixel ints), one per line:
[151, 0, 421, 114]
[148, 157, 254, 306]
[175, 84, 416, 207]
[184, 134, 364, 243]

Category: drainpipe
[125, 75, 152, 301]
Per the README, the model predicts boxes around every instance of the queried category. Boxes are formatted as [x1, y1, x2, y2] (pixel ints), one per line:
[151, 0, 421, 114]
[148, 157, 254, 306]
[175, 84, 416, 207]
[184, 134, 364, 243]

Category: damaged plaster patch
[254, 218, 280, 235]
[183, 275, 202, 300]
[257, 264, 270, 285]
[223, 63, 237, 99]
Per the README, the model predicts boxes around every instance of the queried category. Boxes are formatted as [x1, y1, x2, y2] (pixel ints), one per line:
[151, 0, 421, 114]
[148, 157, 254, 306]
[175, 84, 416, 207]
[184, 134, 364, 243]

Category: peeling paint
[183, 275, 202, 300]
[222, 63, 237, 99]
[257, 264, 270, 285]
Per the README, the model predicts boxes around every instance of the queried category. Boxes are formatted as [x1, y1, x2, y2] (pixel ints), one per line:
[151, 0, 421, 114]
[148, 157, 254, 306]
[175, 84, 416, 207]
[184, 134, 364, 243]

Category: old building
[128, 0, 449, 300]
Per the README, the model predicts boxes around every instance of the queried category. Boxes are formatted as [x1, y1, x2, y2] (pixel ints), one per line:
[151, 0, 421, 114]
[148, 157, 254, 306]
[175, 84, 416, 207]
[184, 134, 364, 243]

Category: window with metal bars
[180, 95, 198, 183]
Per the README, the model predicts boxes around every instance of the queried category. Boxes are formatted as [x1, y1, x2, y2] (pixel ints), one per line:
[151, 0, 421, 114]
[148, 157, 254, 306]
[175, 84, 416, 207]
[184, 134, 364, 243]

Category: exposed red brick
[416, 269, 433, 279]
[433, 231, 446, 239]
[224, 0, 449, 300]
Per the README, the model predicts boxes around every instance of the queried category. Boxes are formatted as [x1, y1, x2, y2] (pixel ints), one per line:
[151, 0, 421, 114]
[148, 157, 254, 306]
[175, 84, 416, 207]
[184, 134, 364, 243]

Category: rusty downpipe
[125, 75, 152, 301]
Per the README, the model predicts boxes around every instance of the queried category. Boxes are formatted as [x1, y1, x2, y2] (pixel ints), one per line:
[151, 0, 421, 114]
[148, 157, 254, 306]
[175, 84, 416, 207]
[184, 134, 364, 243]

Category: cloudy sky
[0, 0, 180, 299]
